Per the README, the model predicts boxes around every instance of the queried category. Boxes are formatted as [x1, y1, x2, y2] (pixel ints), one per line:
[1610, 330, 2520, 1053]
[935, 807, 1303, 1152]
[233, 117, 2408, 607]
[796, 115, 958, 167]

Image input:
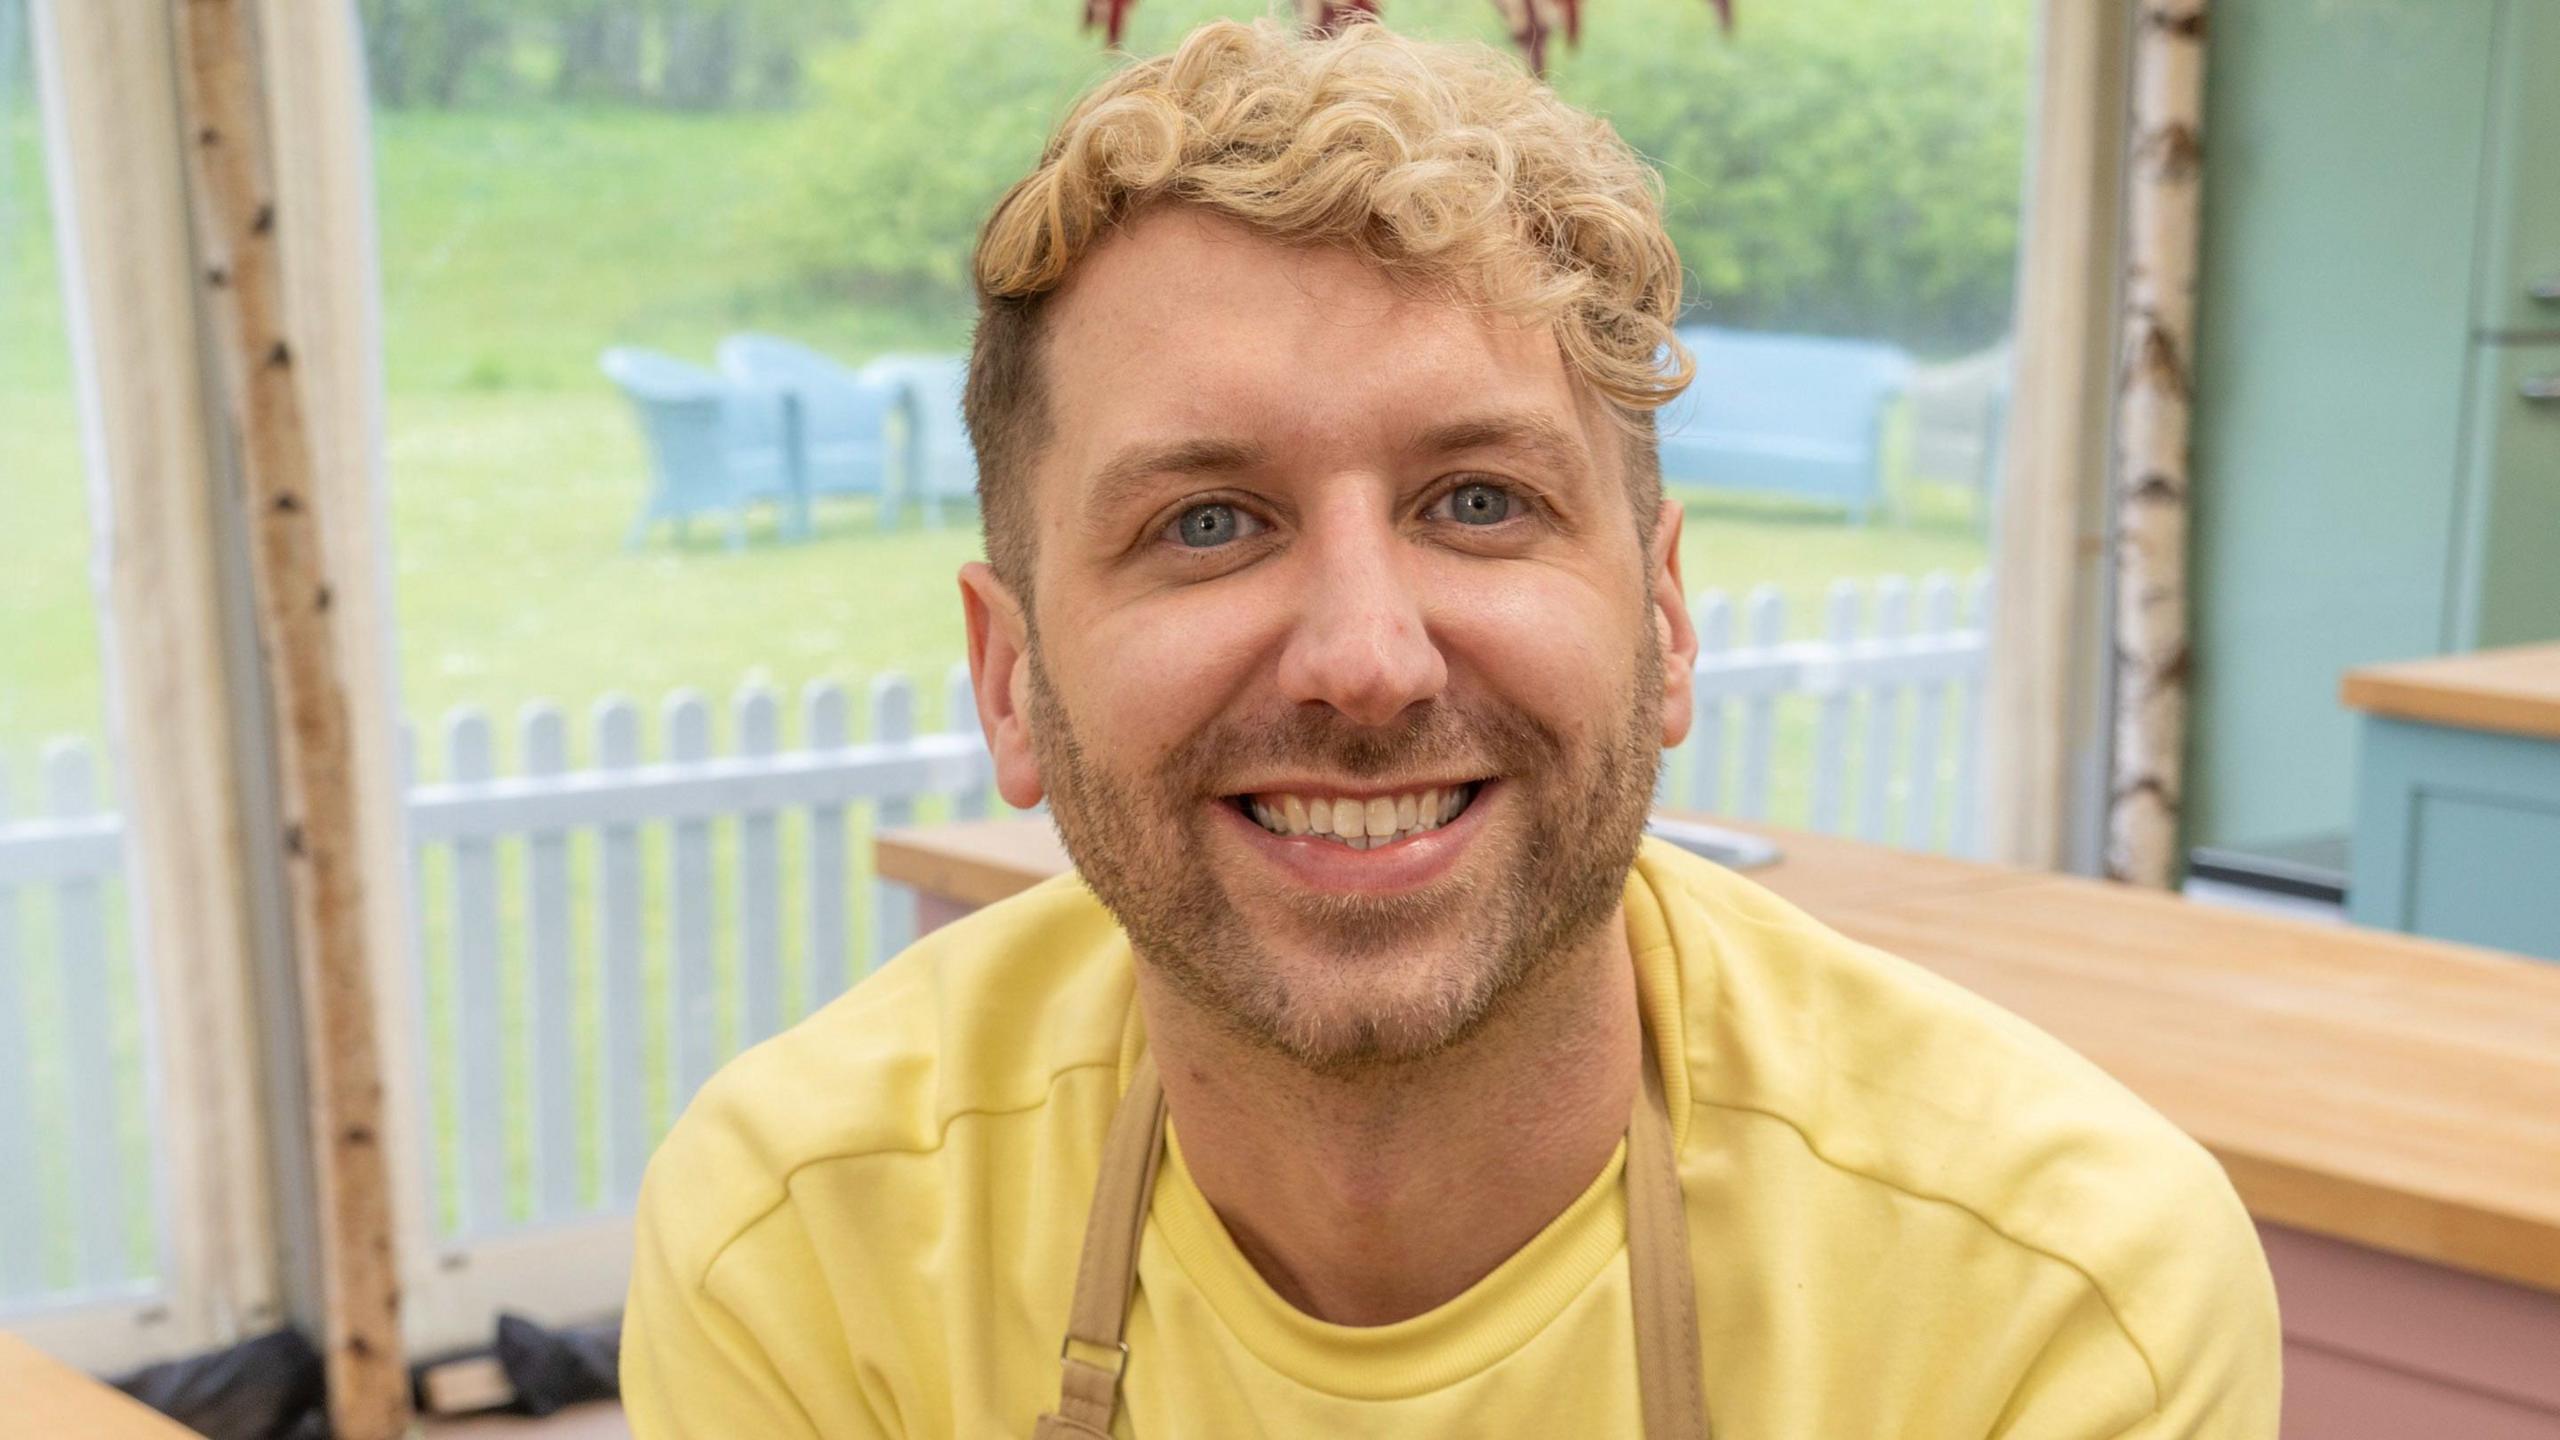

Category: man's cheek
[1087, 612, 1268, 730]
[1436, 574, 1620, 674]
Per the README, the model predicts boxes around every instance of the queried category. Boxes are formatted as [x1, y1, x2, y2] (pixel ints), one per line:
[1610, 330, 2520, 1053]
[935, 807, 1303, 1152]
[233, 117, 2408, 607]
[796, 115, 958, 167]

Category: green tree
[358, 0, 509, 108]
[1546, 0, 2031, 350]
[769, 0, 1497, 303]
[550, 0, 648, 102]
[768, 0, 1124, 298]
[774, 0, 2030, 352]
[362, 0, 879, 111]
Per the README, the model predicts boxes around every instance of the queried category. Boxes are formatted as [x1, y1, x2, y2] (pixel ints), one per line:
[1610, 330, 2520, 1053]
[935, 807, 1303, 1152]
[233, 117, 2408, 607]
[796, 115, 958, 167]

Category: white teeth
[1239, 782, 1479, 847]
[1364, 797, 1395, 838]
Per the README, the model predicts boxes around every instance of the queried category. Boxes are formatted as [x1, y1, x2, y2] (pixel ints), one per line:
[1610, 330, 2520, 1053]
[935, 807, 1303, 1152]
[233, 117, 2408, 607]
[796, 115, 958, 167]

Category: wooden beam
[166, 2, 408, 1435]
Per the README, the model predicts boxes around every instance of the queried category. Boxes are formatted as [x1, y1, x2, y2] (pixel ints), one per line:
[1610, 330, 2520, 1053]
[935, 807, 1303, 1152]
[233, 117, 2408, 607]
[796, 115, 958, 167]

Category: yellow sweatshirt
[624, 838, 2281, 1437]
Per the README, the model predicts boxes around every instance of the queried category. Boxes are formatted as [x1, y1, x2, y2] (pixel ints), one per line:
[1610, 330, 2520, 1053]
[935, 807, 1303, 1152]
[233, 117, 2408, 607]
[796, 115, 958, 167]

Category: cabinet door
[2457, 341, 2560, 648]
[2478, 0, 2560, 335]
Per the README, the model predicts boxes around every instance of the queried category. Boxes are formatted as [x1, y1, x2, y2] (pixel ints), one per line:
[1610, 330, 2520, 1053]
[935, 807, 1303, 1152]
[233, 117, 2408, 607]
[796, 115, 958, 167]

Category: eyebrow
[1080, 436, 1270, 530]
[1408, 412, 1594, 479]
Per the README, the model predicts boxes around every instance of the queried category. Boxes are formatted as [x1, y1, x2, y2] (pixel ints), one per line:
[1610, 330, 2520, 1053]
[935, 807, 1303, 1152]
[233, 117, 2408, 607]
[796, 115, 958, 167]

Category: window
[0, 0, 164, 1333]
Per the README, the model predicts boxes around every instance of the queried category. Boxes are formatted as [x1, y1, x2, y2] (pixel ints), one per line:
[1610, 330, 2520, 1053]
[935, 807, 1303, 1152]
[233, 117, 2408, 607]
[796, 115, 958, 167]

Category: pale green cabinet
[2455, 341, 2560, 649]
[2187, 0, 2560, 854]
[2348, 703, 2560, 964]
[2476, 1, 2560, 335]
[2460, 0, 2560, 652]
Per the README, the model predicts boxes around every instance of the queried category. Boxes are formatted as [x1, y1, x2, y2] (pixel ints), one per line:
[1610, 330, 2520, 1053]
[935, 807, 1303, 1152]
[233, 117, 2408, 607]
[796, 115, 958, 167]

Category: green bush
[765, 0, 1123, 300]
[1549, 0, 2031, 353]
[771, 0, 2030, 354]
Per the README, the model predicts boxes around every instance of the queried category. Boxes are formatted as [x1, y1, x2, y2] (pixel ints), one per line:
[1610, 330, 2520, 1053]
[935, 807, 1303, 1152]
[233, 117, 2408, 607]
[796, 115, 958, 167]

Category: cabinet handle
[2534, 278, 2560, 304]
[2524, 375, 2560, 405]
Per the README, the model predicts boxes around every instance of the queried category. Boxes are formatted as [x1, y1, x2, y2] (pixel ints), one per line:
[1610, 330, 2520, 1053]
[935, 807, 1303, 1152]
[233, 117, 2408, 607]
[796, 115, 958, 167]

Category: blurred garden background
[4, 0, 2026, 767]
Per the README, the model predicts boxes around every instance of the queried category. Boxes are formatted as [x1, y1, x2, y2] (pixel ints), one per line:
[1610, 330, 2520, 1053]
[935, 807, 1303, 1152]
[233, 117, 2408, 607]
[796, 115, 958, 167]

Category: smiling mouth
[1224, 781, 1488, 851]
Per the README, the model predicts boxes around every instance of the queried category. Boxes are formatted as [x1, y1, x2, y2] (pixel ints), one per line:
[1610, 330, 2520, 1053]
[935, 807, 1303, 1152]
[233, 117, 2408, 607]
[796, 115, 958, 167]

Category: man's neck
[1135, 911, 1643, 1327]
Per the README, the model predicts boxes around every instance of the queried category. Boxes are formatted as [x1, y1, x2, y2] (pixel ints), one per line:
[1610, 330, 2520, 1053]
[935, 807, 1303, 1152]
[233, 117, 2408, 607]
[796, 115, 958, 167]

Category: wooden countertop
[2342, 641, 2560, 742]
[878, 815, 2560, 1296]
[0, 1333, 196, 1437]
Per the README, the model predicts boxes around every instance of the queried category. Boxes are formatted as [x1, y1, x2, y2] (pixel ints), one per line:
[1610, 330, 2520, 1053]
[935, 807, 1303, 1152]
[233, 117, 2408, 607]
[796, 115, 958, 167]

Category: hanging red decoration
[1301, 0, 1385, 36]
[1083, 1, 1733, 70]
[1082, 0, 1139, 46]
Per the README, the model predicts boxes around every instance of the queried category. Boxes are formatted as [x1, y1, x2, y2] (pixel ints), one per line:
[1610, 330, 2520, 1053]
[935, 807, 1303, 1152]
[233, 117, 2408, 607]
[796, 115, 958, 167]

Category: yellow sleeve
[621, 1184, 839, 1440]
[2113, 1173, 2284, 1440]
[1991, 1155, 2283, 1439]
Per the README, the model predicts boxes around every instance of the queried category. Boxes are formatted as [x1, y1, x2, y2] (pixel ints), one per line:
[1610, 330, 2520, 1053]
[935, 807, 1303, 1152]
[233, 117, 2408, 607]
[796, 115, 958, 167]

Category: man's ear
[1648, 499, 1697, 750]
[959, 561, 1047, 810]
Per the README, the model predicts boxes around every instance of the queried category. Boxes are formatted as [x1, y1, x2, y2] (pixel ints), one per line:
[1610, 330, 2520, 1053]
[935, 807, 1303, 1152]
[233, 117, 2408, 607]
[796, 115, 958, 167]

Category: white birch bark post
[2107, 0, 2209, 889]
[169, 1, 408, 1432]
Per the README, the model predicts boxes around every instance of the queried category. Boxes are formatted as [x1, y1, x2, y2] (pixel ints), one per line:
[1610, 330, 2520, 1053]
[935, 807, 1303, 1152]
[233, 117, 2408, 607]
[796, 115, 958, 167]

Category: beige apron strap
[1032, 1051, 1167, 1440]
[1037, 1035, 1708, 1439]
[1627, 1028, 1711, 1439]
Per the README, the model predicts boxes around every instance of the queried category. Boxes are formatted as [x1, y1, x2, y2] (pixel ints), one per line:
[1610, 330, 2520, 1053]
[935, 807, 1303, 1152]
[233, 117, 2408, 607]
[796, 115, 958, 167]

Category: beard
[1026, 624, 1665, 1077]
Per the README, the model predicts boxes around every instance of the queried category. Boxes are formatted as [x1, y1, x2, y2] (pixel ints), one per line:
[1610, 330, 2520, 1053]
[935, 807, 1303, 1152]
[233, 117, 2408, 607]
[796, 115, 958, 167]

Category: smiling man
[623, 18, 2281, 1438]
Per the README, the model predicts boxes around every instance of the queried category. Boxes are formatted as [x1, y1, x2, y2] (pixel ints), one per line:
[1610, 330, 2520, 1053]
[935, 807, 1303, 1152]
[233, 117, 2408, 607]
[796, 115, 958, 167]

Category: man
[624, 17, 2281, 1437]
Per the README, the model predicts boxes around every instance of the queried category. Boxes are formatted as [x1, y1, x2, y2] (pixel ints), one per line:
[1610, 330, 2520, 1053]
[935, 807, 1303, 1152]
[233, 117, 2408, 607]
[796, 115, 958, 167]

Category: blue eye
[1169, 502, 1257, 549]
[1441, 482, 1516, 526]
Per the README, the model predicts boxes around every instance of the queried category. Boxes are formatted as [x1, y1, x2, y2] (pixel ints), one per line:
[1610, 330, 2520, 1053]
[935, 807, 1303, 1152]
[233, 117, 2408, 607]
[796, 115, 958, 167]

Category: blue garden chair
[1655, 327, 1912, 523]
[860, 353, 978, 528]
[717, 333, 905, 530]
[601, 347, 795, 550]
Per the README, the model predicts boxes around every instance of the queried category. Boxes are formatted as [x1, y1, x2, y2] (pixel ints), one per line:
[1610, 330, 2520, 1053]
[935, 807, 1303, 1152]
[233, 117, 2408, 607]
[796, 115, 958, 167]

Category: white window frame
[18, 0, 283, 1372]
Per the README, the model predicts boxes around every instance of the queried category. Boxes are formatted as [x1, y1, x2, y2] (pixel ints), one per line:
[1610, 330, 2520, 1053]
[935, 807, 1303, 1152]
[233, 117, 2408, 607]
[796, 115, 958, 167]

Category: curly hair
[964, 16, 1692, 596]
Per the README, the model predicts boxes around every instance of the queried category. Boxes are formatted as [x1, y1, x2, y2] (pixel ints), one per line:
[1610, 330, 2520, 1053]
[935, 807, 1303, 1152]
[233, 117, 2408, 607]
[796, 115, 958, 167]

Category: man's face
[963, 208, 1696, 1074]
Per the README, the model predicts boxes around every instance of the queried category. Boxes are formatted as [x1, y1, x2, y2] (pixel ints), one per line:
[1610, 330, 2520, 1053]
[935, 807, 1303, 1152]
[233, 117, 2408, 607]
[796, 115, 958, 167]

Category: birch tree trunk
[170, 2, 410, 1433]
[2107, 0, 2209, 888]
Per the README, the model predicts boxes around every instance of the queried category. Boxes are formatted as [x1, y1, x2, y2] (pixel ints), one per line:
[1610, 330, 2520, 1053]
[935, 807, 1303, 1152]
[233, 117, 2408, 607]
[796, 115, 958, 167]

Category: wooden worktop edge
[2341, 647, 2560, 743]
[2217, 1149, 2560, 1297]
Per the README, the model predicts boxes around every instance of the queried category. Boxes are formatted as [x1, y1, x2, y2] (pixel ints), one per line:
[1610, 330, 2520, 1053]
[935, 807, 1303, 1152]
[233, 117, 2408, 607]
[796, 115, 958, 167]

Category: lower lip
[1212, 782, 1499, 896]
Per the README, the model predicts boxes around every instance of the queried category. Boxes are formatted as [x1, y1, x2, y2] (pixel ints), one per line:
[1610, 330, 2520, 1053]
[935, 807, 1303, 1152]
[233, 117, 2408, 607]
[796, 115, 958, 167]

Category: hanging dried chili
[1082, 0, 1732, 70]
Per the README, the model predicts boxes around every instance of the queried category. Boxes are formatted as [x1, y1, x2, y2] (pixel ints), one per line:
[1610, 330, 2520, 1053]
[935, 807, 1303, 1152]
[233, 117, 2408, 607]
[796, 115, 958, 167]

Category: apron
[1031, 1027, 1712, 1438]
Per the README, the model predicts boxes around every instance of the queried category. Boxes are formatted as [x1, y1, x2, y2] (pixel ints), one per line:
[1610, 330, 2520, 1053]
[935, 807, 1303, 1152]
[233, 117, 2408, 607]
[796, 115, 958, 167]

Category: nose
[1271, 507, 1448, 728]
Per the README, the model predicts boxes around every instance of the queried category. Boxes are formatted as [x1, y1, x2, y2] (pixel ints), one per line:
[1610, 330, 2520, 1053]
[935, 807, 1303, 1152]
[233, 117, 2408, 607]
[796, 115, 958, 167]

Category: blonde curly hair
[965, 15, 1692, 593]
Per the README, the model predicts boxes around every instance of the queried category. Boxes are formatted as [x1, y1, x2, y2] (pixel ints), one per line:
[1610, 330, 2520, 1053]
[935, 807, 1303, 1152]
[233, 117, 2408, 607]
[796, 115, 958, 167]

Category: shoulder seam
[695, 1057, 1120, 1286]
[1691, 1094, 2166, 1417]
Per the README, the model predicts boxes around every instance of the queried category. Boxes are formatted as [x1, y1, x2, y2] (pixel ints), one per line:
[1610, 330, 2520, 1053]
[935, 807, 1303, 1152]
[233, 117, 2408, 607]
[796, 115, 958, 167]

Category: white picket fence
[0, 570, 1988, 1312]
[1673, 571, 1992, 853]
[0, 743, 153, 1319]
[403, 667, 992, 1240]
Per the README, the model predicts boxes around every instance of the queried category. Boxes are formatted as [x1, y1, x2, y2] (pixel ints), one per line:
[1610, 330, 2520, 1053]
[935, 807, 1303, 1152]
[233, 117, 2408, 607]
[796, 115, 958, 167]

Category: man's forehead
[1051, 207, 1453, 333]
[1036, 210, 1609, 489]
